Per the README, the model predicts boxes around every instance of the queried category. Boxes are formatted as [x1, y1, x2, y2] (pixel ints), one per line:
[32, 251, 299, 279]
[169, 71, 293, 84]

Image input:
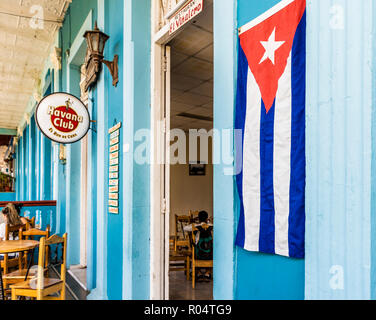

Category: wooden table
[0, 240, 39, 300]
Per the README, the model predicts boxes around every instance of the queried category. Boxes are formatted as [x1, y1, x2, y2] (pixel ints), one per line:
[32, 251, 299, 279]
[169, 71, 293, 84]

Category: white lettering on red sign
[169, 0, 204, 35]
[35, 93, 90, 144]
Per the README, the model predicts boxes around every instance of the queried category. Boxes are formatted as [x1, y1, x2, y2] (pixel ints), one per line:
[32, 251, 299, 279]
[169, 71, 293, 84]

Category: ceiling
[0, 0, 71, 130]
[169, 0, 213, 132]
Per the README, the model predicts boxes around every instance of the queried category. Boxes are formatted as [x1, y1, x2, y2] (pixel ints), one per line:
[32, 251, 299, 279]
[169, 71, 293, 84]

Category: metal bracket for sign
[90, 120, 97, 133]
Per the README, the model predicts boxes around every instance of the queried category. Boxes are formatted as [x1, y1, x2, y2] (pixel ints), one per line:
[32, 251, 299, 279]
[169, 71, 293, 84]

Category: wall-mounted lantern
[83, 21, 119, 92]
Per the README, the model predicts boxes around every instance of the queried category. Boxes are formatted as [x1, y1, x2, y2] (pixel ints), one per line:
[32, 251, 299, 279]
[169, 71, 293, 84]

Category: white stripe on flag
[243, 67, 262, 251]
[273, 54, 292, 257]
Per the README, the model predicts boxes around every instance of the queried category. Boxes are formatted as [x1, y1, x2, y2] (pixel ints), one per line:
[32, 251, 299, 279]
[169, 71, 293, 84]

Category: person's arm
[183, 224, 193, 232]
[20, 217, 28, 225]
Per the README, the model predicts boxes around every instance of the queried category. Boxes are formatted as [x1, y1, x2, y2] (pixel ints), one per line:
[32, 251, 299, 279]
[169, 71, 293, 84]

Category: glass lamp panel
[91, 32, 99, 53]
[85, 34, 93, 52]
[99, 36, 105, 55]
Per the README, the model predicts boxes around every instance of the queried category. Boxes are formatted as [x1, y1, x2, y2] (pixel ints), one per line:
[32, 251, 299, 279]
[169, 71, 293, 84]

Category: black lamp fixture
[83, 21, 119, 92]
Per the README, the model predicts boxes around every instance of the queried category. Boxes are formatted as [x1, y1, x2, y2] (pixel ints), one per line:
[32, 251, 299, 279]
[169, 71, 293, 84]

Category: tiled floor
[169, 271, 213, 300]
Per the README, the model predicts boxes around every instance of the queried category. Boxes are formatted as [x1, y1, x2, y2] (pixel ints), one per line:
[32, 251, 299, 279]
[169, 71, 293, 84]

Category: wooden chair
[0, 224, 27, 275]
[190, 224, 213, 289]
[20, 225, 50, 267]
[3, 226, 51, 289]
[23, 216, 35, 229]
[169, 215, 191, 278]
[169, 242, 191, 278]
[10, 233, 67, 300]
[174, 214, 190, 251]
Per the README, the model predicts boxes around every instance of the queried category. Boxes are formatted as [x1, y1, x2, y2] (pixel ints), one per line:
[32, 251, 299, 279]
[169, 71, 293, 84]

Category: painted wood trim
[0, 200, 57, 207]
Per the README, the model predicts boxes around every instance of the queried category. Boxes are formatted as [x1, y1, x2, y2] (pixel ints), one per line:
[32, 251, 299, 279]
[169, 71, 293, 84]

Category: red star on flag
[239, 0, 306, 113]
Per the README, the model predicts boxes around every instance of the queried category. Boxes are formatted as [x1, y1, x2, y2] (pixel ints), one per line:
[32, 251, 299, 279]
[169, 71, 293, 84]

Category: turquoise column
[15, 143, 20, 201]
[26, 123, 32, 200]
[56, 151, 67, 235]
[213, 0, 236, 300]
[29, 117, 37, 201]
[21, 132, 26, 200]
[122, 0, 151, 300]
[42, 137, 52, 200]
[24, 126, 30, 201]
[105, 0, 124, 300]
[36, 130, 41, 200]
[65, 142, 81, 267]
[86, 91, 97, 291]
[306, 0, 373, 300]
[40, 130, 45, 200]
[87, 0, 108, 300]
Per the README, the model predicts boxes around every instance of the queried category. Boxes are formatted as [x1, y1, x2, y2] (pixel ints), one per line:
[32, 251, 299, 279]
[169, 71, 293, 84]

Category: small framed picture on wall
[189, 163, 206, 176]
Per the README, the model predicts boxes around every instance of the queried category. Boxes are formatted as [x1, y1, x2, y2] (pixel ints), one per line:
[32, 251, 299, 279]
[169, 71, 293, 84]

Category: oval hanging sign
[35, 92, 90, 144]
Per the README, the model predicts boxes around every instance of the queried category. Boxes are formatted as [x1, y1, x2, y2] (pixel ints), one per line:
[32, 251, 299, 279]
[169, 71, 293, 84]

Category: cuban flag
[235, 0, 306, 259]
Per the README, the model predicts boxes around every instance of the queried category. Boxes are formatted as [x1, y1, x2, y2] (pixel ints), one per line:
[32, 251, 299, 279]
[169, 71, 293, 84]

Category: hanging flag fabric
[235, 0, 306, 259]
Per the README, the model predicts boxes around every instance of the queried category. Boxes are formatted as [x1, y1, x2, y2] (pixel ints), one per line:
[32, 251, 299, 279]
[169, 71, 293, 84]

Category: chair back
[20, 225, 51, 267]
[23, 216, 35, 230]
[175, 215, 190, 239]
[5, 223, 26, 241]
[36, 234, 67, 290]
[20, 225, 50, 239]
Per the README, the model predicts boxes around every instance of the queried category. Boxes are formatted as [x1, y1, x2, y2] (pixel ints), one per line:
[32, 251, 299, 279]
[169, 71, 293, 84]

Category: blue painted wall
[122, 0, 151, 300]
[0, 193, 16, 202]
[213, 0, 236, 300]
[29, 116, 36, 201]
[59, 0, 98, 273]
[305, 0, 373, 300]
[105, 0, 124, 300]
[11, 0, 98, 287]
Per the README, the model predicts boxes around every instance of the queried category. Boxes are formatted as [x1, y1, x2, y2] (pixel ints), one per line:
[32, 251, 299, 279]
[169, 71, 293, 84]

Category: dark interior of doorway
[168, 0, 214, 300]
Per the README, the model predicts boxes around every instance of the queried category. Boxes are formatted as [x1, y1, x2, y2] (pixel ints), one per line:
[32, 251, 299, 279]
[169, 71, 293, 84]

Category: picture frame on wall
[189, 163, 206, 176]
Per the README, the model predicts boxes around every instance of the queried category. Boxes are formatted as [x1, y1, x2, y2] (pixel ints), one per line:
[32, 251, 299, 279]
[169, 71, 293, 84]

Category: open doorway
[166, 0, 214, 300]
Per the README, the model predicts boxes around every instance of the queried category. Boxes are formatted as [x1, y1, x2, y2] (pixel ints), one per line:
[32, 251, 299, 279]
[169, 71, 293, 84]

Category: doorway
[160, 0, 214, 300]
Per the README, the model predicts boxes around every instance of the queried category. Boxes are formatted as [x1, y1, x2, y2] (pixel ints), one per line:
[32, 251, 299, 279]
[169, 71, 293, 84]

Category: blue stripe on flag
[235, 43, 248, 248]
[289, 10, 306, 258]
[259, 100, 276, 254]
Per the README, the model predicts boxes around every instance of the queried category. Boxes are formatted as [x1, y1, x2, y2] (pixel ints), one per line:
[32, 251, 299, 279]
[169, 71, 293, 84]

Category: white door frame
[150, 0, 197, 299]
[150, 40, 169, 301]
[150, 0, 177, 299]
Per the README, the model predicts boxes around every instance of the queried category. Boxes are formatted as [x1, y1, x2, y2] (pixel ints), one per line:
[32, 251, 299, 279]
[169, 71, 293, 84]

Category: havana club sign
[35, 92, 90, 144]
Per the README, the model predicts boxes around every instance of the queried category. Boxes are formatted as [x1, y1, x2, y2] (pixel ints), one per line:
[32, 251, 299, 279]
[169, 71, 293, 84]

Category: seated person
[0, 203, 28, 241]
[0, 203, 28, 260]
[184, 211, 213, 281]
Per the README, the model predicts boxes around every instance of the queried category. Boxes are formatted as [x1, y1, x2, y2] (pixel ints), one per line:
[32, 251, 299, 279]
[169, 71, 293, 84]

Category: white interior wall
[169, 137, 213, 236]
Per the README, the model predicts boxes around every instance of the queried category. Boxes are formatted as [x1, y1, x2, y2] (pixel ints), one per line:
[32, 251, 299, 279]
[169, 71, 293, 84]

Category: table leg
[24, 248, 35, 280]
